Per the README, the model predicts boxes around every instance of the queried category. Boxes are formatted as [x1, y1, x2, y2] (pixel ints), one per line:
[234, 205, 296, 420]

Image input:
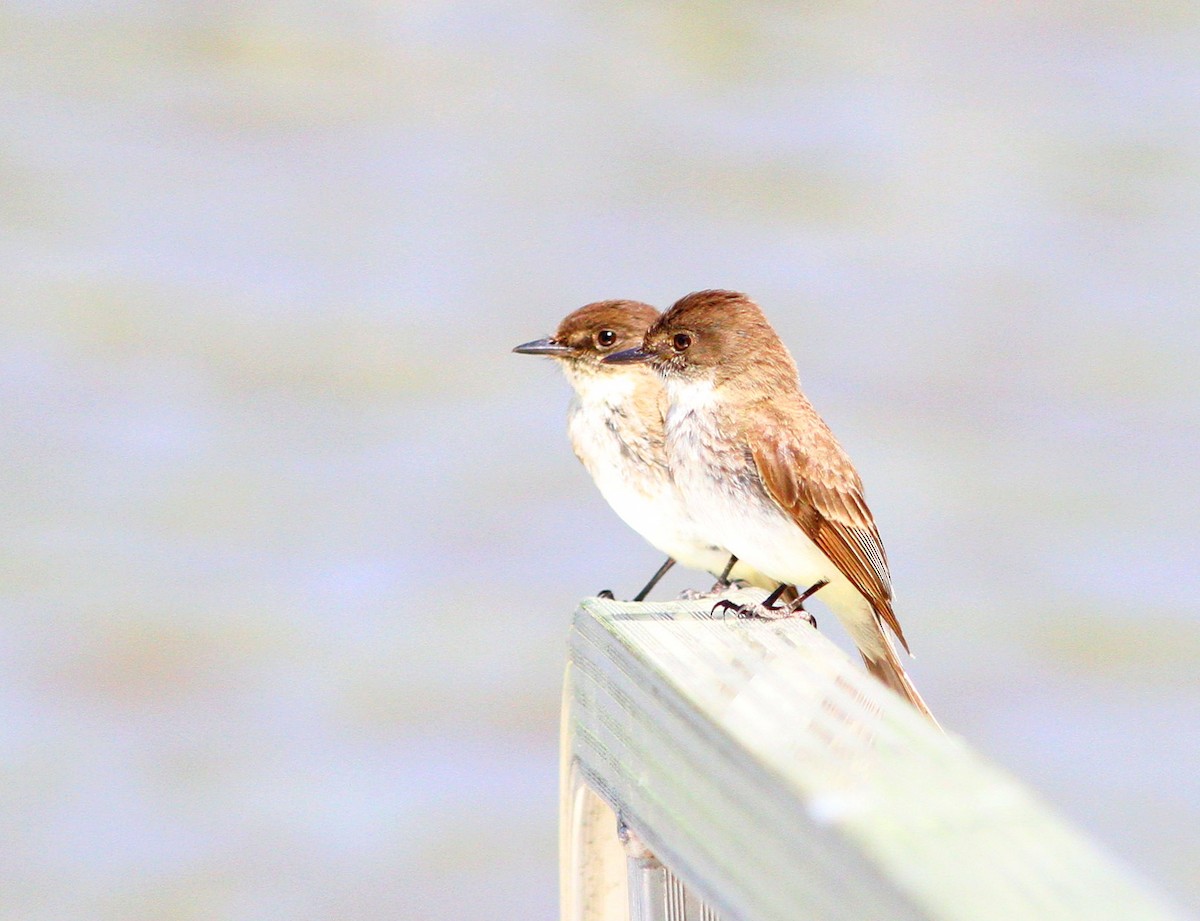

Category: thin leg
[704, 554, 741, 594]
[715, 555, 738, 587]
[632, 557, 676, 602]
[793, 579, 829, 606]
[787, 578, 829, 627]
[761, 582, 791, 609]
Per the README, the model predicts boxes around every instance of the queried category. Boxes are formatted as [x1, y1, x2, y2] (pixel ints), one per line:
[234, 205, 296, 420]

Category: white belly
[568, 398, 734, 577]
[677, 456, 835, 588]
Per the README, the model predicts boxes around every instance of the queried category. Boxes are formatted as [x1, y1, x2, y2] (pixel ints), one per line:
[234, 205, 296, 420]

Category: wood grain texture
[561, 661, 629, 921]
[562, 591, 1185, 921]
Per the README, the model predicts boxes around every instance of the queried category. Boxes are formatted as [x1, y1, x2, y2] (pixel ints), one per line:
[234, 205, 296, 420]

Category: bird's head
[603, 289, 786, 384]
[513, 301, 661, 382]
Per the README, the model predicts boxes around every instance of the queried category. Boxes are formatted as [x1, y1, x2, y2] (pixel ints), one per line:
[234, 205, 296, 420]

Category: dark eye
[596, 329, 617, 348]
[672, 332, 693, 352]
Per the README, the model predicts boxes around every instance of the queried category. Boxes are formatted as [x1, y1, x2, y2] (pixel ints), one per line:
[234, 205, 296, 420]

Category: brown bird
[605, 290, 935, 720]
[513, 300, 783, 601]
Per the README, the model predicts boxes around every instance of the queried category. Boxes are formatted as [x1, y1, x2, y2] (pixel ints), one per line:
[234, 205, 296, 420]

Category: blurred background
[1, 2, 1197, 918]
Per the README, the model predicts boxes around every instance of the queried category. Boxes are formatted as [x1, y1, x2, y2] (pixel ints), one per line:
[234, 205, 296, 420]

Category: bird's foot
[711, 579, 826, 625]
[596, 589, 615, 600]
[712, 598, 790, 620]
[711, 582, 791, 620]
[712, 597, 819, 626]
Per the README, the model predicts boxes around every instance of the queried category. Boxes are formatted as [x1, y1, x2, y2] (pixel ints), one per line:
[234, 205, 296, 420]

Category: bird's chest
[663, 385, 760, 509]
[567, 398, 665, 496]
[664, 385, 832, 584]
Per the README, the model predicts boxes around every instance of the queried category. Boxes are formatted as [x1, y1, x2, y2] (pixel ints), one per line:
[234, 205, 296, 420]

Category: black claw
[711, 599, 749, 619]
[597, 589, 615, 600]
[710, 583, 791, 620]
[711, 598, 776, 620]
[709, 579, 828, 624]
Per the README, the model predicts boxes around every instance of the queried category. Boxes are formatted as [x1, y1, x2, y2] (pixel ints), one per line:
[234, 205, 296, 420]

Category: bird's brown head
[604, 290, 791, 384]
[513, 300, 660, 372]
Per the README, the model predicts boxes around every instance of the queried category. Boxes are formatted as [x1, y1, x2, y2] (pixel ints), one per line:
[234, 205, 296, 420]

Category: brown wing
[750, 427, 910, 653]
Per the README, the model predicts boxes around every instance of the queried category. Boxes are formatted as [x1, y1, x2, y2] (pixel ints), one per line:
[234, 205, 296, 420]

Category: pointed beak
[602, 346, 654, 365]
[512, 337, 574, 357]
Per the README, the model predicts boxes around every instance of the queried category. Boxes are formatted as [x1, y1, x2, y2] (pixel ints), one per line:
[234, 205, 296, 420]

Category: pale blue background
[1, 3, 1197, 919]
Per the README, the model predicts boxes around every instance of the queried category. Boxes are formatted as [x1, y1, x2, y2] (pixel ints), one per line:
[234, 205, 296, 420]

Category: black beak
[602, 346, 654, 365]
[512, 337, 574, 357]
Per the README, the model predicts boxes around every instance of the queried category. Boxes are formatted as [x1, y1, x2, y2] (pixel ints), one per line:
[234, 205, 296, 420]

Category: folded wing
[750, 428, 910, 653]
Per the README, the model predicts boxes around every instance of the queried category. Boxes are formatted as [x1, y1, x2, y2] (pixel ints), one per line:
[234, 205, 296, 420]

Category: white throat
[563, 365, 641, 406]
[665, 375, 720, 412]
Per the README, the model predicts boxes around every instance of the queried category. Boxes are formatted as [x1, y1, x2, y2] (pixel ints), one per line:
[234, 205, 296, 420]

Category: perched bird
[513, 300, 781, 601]
[605, 290, 935, 720]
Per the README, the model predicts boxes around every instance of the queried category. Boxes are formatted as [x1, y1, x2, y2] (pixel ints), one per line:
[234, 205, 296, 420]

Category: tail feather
[862, 641, 940, 727]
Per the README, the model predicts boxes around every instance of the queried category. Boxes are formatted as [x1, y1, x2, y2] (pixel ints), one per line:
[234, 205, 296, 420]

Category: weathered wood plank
[563, 590, 1185, 921]
[560, 661, 628, 921]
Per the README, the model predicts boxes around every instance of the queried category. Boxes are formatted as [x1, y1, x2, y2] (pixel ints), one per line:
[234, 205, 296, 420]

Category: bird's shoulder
[734, 393, 861, 495]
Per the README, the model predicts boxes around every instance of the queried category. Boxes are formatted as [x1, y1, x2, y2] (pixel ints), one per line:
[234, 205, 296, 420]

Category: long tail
[861, 637, 940, 727]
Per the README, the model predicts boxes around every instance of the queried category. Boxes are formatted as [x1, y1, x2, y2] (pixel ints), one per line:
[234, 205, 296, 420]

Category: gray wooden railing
[558, 590, 1185, 921]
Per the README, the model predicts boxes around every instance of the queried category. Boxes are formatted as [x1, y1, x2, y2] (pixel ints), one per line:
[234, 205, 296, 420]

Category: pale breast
[567, 393, 730, 572]
[663, 378, 850, 592]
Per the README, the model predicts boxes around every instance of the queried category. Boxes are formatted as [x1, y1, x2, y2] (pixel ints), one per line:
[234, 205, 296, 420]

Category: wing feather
[750, 426, 910, 652]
